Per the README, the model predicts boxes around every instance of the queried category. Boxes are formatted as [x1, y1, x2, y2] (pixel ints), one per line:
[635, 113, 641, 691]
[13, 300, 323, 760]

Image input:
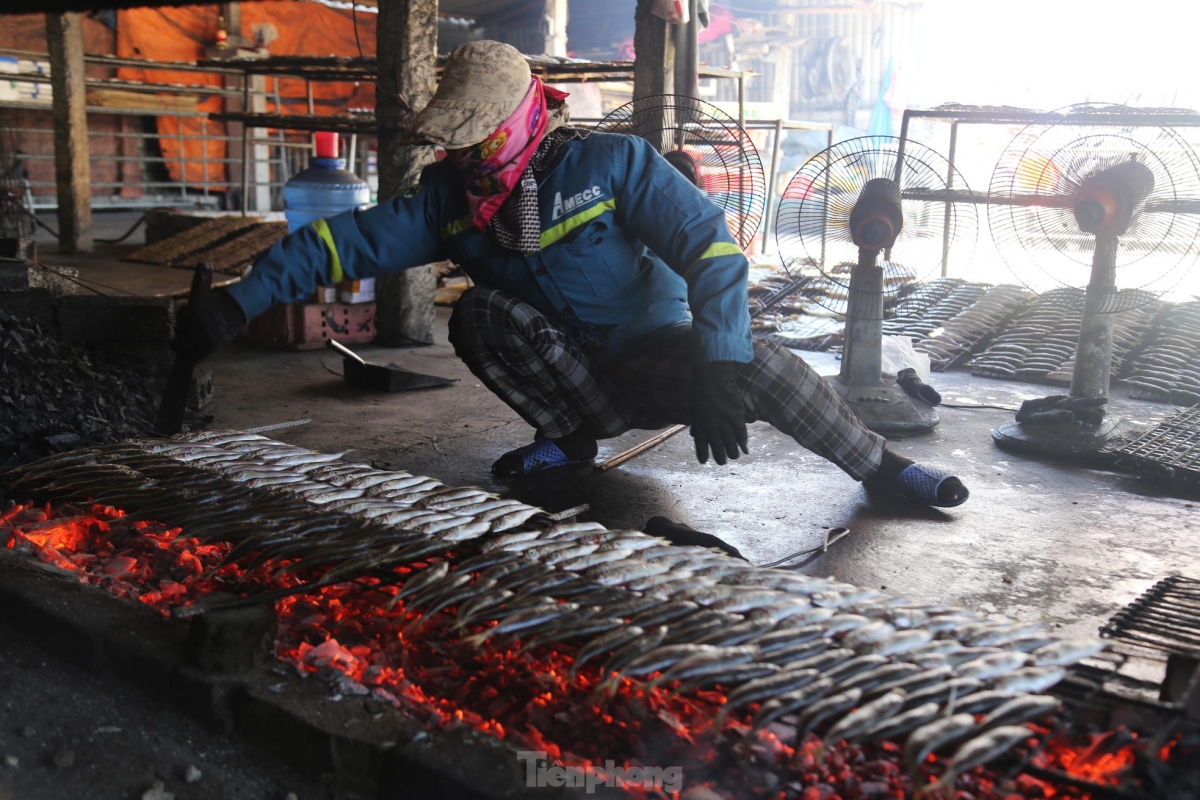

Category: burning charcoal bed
[1, 432, 1194, 799]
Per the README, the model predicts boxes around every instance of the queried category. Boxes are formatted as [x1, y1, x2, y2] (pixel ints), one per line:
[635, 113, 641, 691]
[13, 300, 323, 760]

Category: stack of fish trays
[1121, 301, 1200, 404]
[970, 289, 1153, 385]
[913, 285, 1033, 372]
[1042, 303, 1158, 386]
[760, 315, 845, 352]
[882, 278, 966, 337]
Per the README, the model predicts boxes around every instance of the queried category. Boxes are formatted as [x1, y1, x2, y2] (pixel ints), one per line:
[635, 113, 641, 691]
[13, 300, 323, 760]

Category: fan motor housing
[849, 178, 903, 249]
[1073, 160, 1155, 236]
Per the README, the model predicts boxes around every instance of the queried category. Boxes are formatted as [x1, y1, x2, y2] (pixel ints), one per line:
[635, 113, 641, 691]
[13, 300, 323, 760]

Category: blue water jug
[283, 132, 371, 233]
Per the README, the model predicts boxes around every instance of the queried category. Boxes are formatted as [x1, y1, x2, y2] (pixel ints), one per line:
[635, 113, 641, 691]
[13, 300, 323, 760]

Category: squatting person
[176, 40, 969, 508]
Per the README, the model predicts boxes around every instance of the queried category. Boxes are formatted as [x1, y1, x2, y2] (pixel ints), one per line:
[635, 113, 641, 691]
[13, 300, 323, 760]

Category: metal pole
[306, 79, 315, 154]
[1070, 234, 1119, 401]
[738, 73, 746, 129]
[820, 144, 831, 269]
[348, 133, 358, 175]
[886, 109, 912, 263]
[201, 117, 209, 202]
[273, 77, 288, 209]
[241, 77, 251, 214]
[840, 247, 884, 386]
[761, 118, 784, 254]
[940, 121, 958, 277]
[177, 115, 186, 202]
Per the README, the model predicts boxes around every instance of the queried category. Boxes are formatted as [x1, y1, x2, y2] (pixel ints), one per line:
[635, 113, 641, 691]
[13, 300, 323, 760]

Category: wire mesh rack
[1105, 406, 1200, 483]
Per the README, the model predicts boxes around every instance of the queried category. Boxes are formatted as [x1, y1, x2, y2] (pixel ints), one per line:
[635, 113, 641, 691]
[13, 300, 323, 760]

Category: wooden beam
[45, 12, 92, 254]
[373, 0, 438, 346]
[634, 0, 675, 100]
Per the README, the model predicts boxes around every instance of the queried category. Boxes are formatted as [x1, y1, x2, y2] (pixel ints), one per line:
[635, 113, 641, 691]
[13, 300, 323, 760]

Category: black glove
[173, 288, 246, 364]
[690, 361, 748, 466]
[897, 367, 941, 406]
[1016, 394, 1107, 426]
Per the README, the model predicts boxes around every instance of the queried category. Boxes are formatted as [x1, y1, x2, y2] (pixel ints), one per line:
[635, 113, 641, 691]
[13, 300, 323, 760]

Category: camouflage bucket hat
[411, 41, 533, 149]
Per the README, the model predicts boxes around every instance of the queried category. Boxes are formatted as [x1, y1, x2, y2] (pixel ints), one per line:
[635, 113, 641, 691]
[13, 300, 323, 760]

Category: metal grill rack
[1102, 576, 1200, 658]
[1106, 407, 1200, 484]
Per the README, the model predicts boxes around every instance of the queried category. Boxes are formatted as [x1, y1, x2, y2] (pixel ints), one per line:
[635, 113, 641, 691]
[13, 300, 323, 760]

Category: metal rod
[737, 74, 746, 130]
[940, 121, 957, 278]
[1107, 608, 1200, 641]
[201, 117, 209, 202]
[241, 78, 251, 216]
[1070, 234, 1118, 400]
[171, 577, 354, 619]
[761, 118, 784, 255]
[243, 419, 312, 434]
[306, 80, 315, 153]
[177, 114, 186, 201]
[886, 111, 912, 265]
[820, 145, 831, 269]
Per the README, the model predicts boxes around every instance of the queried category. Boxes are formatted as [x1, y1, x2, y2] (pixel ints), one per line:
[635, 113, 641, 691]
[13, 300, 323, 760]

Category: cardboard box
[338, 277, 375, 304]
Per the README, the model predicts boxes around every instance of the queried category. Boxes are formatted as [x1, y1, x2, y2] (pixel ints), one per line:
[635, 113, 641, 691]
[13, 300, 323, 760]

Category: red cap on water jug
[315, 132, 339, 159]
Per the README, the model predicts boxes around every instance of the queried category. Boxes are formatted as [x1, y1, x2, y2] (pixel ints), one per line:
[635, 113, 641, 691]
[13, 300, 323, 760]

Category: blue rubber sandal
[893, 464, 969, 508]
[492, 440, 584, 476]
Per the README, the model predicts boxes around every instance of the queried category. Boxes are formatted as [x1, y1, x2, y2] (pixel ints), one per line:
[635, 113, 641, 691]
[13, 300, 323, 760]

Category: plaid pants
[448, 287, 885, 480]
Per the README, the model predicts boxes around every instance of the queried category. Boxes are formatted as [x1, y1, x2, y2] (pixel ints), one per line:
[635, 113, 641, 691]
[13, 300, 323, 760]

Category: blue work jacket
[227, 132, 753, 363]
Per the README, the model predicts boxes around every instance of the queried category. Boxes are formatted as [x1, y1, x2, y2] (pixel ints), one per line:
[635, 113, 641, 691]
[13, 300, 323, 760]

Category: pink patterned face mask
[447, 78, 554, 232]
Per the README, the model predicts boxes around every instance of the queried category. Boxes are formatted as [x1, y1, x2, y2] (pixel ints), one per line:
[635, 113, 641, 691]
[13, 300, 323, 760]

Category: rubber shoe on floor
[891, 464, 969, 508]
[492, 440, 588, 476]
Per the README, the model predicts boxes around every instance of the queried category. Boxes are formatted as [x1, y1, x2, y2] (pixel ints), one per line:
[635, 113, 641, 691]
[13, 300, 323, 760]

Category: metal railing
[0, 49, 376, 213]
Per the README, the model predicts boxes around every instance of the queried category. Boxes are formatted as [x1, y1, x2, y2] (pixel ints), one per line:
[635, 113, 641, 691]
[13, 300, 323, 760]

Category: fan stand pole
[993, 233, 1137, 463]
[1070, 233, 1118, 401]
[832, 247, 940, 433]
[841, 247, 885, 386]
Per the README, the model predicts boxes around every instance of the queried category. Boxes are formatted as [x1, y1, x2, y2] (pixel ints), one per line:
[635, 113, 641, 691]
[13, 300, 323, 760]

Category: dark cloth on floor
[448, 286, 886, 481]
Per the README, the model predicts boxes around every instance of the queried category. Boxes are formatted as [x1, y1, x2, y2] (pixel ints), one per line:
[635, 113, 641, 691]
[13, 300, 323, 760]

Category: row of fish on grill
[969, 288, 1154, 384]
[1122, 301, 1200, 404]
[2, 432, 1110, 790]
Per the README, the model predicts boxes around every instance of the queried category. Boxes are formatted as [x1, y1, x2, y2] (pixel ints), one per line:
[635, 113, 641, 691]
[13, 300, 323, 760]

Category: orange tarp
[116, 2, 377, 187]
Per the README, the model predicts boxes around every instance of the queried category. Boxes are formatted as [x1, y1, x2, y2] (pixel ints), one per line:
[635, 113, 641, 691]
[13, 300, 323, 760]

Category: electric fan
[595, 95, 765, 249]
[774, 136, 977, 432]
[986, 104, 1200, 458]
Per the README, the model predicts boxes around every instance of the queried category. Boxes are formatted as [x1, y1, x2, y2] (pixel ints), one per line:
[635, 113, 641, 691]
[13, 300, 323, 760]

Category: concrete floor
[205, 309, 1200, 642]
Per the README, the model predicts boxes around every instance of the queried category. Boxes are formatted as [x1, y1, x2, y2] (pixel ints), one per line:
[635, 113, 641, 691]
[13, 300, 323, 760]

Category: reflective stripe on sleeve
[697, 241, 742, 261]
[440, 215, 474, 240]
[540, 199, 617, 249]
[682, 240, 743, 278]
[310, 218, 344, 284]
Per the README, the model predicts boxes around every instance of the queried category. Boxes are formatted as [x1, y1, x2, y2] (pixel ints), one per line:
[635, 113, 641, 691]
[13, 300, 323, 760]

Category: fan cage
[987, 104, 1200, 314]
[595, 96, 765, 250]
[774, 136, 977, 316]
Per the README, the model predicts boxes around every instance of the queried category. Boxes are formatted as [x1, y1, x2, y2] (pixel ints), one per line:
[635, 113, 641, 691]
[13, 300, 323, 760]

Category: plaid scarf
[488, 126, 589, 254]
